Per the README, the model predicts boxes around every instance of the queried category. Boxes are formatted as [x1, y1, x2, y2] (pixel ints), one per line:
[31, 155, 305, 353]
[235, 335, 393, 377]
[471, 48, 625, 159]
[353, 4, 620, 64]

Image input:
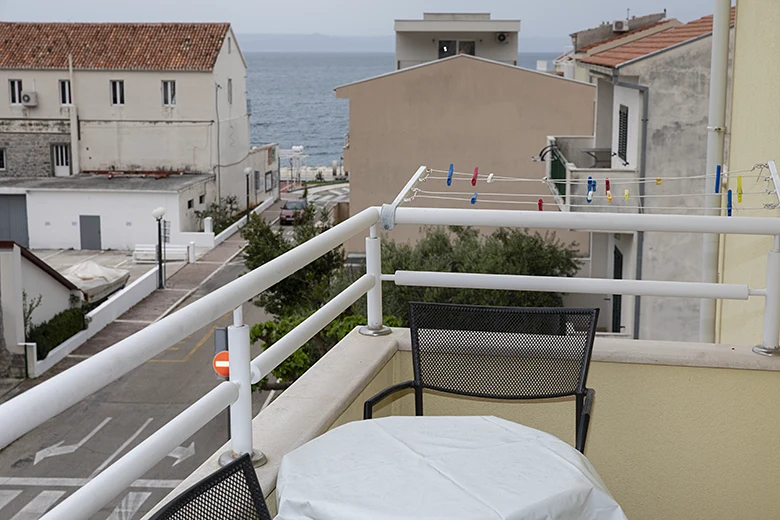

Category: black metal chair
[149, 453, 271, 520]
[364, 302, 600, 453]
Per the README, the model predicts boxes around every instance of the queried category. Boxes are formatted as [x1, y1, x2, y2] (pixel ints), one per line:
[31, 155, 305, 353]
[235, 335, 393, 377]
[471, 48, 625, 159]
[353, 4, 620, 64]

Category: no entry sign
[213, 351, 230, 377]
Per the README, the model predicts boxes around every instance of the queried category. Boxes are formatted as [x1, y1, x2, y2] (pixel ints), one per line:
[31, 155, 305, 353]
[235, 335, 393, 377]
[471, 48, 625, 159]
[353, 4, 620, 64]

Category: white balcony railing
[2, 166, 780, 519]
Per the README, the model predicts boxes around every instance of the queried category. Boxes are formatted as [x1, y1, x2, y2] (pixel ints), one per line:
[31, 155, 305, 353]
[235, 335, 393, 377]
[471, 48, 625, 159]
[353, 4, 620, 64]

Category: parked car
[280, 199, 307, 225]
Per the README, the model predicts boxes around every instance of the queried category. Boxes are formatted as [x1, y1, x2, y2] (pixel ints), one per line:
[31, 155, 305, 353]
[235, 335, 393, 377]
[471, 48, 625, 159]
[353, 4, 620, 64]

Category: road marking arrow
[167, 441, 195, 467]
[34, 417, 112, 465]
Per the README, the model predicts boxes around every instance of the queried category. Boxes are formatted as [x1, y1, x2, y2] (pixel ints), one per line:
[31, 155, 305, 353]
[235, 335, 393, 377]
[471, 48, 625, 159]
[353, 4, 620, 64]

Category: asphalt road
[0, 184, 349, 520]
[0, 262, 271, 520]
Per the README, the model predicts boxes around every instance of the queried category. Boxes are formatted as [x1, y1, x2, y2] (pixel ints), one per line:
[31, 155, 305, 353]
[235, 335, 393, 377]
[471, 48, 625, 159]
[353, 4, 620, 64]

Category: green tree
[349, 226, 581, 325]
[242, 218, 579, 392]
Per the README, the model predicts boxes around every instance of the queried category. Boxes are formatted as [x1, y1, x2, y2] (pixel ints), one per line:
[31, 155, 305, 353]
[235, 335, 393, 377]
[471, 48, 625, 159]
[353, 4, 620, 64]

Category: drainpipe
[699, 0, 731, 343]
[615, 78, 649, 340]
[68, 55, 80, 175]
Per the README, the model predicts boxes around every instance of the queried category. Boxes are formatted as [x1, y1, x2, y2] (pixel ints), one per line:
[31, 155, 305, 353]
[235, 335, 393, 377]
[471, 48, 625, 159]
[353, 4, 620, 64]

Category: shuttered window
[618, 104, 629, 163]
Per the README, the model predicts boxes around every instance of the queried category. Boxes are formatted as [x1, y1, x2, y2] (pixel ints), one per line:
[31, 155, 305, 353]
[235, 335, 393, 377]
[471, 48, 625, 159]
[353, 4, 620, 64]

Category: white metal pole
[393, 270, 751, 300]
[221, 306, 265, 466]
[754, 237, 780, 355]
[0, 207, 379, 451]
[392, 207, 780, 236]
[361, 225, 391, 336]
[700, 0, 731, 343]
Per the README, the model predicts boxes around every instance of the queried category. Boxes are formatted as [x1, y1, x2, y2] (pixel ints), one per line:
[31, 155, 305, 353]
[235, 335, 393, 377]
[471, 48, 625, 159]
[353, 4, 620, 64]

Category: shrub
[27, 307, 89, 360]
[195, 195, 240, 234]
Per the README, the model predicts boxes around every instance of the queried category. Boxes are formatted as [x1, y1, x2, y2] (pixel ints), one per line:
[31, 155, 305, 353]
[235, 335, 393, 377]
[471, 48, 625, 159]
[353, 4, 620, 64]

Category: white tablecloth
[276, 416, 627, 520]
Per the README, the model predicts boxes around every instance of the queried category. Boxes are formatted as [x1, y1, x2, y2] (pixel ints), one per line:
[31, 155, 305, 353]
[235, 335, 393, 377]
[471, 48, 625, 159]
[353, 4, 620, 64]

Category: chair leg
[414, 386, 423, 416]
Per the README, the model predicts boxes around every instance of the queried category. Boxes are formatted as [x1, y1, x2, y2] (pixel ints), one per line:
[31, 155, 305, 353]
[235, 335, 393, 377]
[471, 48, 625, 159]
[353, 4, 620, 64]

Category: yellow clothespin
[737, 175, 743, 203]
[607, 191, 613, 203]
[624, 189, 630, 201]
[656, 178, 663, 185]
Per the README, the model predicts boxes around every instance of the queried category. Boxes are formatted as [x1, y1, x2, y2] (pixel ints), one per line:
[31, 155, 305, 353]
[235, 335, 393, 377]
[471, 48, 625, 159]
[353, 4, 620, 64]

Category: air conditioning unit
[495, 32, 509, 44]
[21, 91, 38, 107]
[612, 20, 630, 32]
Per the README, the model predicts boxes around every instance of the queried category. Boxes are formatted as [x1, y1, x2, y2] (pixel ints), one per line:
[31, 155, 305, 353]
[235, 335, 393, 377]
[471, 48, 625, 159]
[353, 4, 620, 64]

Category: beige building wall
[336, 55, 596, 254]
[718, 0, 780, 345]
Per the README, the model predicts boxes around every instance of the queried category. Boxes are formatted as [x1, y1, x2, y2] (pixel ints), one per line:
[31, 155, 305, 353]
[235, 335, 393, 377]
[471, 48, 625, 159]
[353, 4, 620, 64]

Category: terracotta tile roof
[0, 22, 230, 71]
[576, 19, 673, 53]
[581, 8, 736, 68]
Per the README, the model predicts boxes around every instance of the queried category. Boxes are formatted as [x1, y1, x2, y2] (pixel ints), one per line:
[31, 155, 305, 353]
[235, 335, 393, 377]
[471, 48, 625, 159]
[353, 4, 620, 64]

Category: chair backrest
[409, 302, 599, 400]
[149, 453, 271, 520]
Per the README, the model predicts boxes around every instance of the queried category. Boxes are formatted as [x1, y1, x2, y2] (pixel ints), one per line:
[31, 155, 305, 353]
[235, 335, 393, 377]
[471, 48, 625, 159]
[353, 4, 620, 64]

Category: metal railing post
[360, 225, 391, 336]
[754, 236, 780, 356]
[220, 306, 266, 466]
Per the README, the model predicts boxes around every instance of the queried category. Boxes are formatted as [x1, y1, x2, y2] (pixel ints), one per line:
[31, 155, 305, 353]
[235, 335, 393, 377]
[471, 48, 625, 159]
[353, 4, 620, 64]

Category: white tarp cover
[276, 416, 627, 520]
[63, 261, 130, 301]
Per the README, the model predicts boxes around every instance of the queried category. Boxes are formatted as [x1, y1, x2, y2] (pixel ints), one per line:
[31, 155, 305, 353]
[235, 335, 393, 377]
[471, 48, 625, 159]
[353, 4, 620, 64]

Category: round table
[276, 416, 626, 520]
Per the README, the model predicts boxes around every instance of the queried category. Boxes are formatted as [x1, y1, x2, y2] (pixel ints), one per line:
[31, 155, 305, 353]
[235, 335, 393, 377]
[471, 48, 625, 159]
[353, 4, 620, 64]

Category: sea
[247, 52, 559, 166]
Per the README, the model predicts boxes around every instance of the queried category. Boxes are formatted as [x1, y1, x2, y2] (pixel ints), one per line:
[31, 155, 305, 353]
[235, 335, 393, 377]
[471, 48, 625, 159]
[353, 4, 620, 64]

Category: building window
[162, 80, 176, 106]
[187, 199, 194, 209]
[199, 194, 205, 204]
[9, 80, 22, 105]
[618, 104, 629, 163]
[227, 78, 233, 104]
[254, 170, 261, 192]
[438, 40, 456, 59]
[458, 41, 476, 56]
[265, 171, 273, 192]
[110, 80, 125, 106]
[59, 80, 72, 105]
[0, 149, 6, 171]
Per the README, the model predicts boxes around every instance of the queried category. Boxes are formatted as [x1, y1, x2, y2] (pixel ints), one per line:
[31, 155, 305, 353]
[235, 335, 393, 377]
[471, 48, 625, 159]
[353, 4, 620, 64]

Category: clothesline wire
[416, 188, 772, 199]
[412, 194, 774, 212]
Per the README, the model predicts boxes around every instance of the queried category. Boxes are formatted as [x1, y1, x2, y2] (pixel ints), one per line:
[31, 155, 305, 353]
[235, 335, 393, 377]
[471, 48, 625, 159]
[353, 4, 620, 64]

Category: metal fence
[1, 167, 779, 518]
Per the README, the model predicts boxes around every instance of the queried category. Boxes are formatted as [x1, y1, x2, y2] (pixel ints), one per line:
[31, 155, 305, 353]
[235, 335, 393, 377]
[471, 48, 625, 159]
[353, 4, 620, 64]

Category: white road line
[34, 417, 112, 465]
[0, 490, 22, 512]
[114, 319, 154, 324]
[261, 390, 276, 410]
[89, 418, 153, 479]
[9, 490, 64, 520]
[0, 477, 181, 488]
[106, 492, 151, 520]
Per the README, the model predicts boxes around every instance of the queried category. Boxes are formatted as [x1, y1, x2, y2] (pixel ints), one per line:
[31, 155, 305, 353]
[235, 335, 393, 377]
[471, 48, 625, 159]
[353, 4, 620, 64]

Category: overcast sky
[1, 0, 722, 38]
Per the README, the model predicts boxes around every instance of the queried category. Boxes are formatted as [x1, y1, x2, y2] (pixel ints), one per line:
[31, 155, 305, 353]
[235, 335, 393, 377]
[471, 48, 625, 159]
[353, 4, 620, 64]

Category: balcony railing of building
[3, 166, 780, 519]
[546, 136, 639, 213]
[398, 58, 518, 70]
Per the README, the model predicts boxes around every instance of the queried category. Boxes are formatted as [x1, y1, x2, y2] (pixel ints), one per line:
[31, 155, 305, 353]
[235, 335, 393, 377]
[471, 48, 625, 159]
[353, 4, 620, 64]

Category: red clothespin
[538, 199, 543, 211]
[471, 167, 479, 186]
[605, 178, 611, 192]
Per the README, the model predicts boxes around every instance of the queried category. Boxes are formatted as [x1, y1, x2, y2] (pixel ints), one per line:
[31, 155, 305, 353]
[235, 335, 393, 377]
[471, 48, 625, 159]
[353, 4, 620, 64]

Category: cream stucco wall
[336, 56, 596, 254]
[396, 31, 518, 66]
[0, 26, 251, 209]
[719, 1, 780, 345]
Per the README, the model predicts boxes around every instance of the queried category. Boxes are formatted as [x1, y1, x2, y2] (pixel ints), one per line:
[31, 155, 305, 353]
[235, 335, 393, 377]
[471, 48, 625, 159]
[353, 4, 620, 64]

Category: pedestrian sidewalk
[0, 202, 283, 402]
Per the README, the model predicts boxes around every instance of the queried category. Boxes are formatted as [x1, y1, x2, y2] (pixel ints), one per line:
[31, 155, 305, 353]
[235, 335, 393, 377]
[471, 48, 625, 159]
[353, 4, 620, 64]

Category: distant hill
[236, 33, 568, 54]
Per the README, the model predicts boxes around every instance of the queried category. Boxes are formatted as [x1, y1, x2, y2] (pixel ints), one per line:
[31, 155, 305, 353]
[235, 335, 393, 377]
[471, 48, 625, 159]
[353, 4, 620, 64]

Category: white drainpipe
[699, 0, 731, 343]
[68, 55, 80, 175]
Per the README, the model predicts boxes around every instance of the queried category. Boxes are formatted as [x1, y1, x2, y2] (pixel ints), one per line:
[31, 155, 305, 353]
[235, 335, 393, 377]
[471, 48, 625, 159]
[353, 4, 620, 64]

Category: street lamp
[244, 167, 252, 221]
[152, 207, 166, 289]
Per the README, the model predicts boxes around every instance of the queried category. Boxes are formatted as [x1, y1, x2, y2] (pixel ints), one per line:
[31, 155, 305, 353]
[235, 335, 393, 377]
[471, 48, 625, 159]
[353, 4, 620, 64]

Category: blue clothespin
[471, 193, 478, 204]
[727, 189, 733, 216]
[447, 164, 454, 186]
[587, 176, 595, 203]
[715, 165, 721, 194]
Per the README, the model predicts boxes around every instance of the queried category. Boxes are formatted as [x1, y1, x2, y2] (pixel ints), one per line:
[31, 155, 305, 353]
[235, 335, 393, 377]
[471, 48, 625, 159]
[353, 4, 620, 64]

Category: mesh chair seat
[364, 303, 599, 453]
[149, 453, 271, 520]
